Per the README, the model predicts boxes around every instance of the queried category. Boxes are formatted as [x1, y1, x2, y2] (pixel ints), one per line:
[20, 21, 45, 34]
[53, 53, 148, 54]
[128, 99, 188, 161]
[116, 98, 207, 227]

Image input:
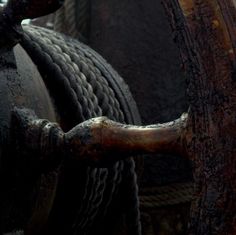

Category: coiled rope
[21, 25, 141, 235]
[122, 159, 142, 235]
[139, 182, 193, 209]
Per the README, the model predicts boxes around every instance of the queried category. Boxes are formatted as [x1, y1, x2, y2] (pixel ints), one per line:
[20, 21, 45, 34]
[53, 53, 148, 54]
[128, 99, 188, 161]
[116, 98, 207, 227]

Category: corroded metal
[12, 108, 187, 168]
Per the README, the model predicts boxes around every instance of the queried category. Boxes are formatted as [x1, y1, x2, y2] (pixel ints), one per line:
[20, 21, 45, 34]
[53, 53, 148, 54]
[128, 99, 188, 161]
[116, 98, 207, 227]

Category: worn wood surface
[163, 0, 236, 234]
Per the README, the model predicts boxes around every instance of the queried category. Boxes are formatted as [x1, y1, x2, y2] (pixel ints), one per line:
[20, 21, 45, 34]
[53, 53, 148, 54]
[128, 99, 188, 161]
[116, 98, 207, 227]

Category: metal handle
[11, 107, 185, 172]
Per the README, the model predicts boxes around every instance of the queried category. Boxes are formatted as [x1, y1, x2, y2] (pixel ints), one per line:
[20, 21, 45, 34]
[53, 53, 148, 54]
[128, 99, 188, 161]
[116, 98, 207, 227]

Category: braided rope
[139, 182, 194, 208]
[65, 38, 139, 124]
[72, 168, 103, 232]
[21, 25, 140, 235]
[101, 161, 124, 217]
[73, 168, 98, 232]
[34, 27, 124, 122]
[78, 169, 108, 234]
[21, 30, 117, 233]
[42, 26, 140, 235]
[21, 33, 87, 123]
[123, 159, 142, 235]
[22, 26, 124, 123]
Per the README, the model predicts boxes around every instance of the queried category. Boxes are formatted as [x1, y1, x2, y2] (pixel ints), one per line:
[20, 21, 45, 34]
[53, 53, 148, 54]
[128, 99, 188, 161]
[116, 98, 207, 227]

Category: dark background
[88, 0, 191, 187]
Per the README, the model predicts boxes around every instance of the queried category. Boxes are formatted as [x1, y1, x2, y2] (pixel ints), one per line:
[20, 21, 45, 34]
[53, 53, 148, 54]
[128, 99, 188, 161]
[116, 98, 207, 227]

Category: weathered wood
[163, 0, 236, 234]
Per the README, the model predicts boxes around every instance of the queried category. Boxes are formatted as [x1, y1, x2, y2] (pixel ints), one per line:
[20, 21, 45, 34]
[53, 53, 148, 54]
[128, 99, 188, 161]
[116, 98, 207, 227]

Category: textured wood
[163, 0, 236, 234]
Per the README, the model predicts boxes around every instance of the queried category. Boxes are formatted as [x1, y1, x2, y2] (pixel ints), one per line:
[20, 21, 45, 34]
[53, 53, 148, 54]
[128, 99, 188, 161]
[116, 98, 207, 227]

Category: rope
[139, 182, 194, 209]
[72, 168, 108, 234]
[76, 169, 108, 234]
[21, 25, 140, 235]
[101, 161, 124, 217]
[21, 28, 120, 234]
[122, 159, 142, 235]
[21, 26, 125, 125]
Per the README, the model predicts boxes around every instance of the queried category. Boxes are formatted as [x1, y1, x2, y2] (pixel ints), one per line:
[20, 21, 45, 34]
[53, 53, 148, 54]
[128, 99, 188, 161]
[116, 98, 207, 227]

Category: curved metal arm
[11, 108, 187, 170]
[64, 114, 187, 164]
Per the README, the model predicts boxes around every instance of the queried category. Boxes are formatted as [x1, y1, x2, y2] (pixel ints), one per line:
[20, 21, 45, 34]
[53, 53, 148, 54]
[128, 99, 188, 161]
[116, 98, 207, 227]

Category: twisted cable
[20, 25, 140, 235]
